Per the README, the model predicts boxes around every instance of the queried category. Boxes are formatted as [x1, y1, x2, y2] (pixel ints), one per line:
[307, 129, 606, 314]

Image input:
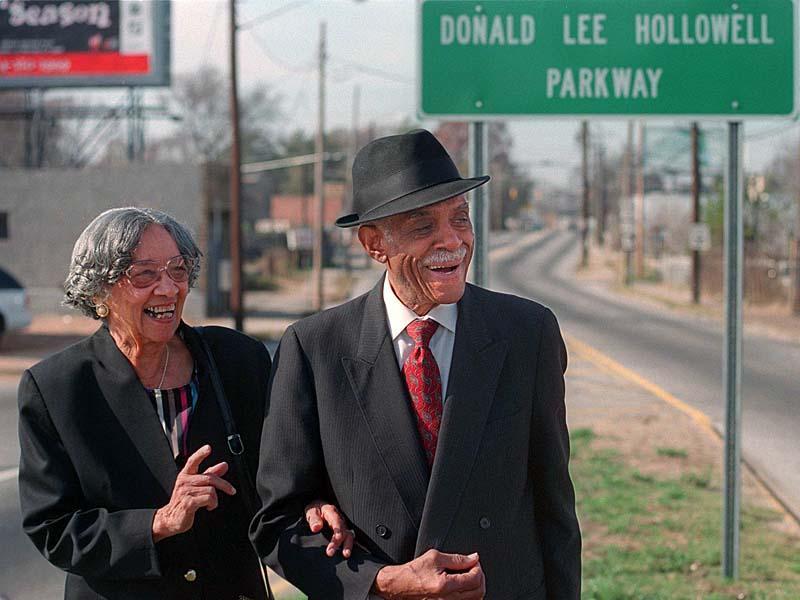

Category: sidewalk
[575, 244, 800, 345]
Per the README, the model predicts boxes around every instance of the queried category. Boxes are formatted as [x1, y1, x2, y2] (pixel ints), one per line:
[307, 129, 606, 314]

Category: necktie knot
[406, 319, 438, 347]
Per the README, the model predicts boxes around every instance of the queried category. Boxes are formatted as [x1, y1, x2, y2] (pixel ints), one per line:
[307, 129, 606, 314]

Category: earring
[95, 303, 109, 318]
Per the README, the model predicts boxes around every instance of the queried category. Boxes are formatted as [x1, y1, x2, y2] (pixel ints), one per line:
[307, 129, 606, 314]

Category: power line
[237, 0, 311, 30]
[245, 28, 315, 74]
[744, 121, 800, 142]
[201, 1, 224, 67]
[330, 57, 412, 84]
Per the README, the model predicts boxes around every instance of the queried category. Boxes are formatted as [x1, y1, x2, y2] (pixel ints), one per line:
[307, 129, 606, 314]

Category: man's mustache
[421, 246, 468, 267]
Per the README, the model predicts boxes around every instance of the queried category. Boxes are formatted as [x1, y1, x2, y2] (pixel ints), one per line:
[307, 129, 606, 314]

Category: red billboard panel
[0, 0, 169, 88]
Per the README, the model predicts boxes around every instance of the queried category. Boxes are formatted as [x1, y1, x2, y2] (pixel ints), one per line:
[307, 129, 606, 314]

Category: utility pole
[312, 22, 326, 313]
[344, 84, 360, 279]
[228, 0, 244, 331]
[621, 121, 634, 285]
[581, 120, 590, 267]
[596, 143, 608, 246]
[635, 121, 646, 279]
[691, 122, 702, 304]
[345, 84, 360, 216]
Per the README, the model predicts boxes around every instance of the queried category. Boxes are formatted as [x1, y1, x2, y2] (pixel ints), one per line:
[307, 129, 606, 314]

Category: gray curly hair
[63, 207, 202, 318]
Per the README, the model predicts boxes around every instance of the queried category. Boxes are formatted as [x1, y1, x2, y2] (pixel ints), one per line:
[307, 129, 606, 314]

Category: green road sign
[419, 0, 796, 118]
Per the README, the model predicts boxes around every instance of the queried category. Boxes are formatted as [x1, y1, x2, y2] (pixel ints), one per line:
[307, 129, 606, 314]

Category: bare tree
[152, 66, 282, 164]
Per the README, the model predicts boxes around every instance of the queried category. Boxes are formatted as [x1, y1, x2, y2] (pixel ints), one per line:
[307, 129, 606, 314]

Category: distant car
[0, 267, 32, 343]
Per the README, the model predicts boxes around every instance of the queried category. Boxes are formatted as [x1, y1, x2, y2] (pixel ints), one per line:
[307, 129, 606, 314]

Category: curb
[566, 333, 800, 528]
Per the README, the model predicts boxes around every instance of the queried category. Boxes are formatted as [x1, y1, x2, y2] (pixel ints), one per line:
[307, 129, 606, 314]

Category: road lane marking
[0, 468, 18, 483]
[565, 333, 800, 527]
[565, 334, 717, 437]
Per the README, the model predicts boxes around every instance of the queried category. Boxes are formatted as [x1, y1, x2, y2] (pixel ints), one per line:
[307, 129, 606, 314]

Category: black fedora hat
[335, 129, 489, 228]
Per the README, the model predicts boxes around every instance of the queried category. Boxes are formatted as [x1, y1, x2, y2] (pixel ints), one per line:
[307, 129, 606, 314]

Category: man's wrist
[371, 564, 400, 599]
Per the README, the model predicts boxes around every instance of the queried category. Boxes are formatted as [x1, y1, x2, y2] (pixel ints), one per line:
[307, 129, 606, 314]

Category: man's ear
[357, 225, 388, 264]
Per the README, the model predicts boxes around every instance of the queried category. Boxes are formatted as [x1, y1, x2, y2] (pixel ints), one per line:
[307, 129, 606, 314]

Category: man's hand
[152, 445, 236, 543]
[371, 549, 485, 599]
[304, 499, 355, 558]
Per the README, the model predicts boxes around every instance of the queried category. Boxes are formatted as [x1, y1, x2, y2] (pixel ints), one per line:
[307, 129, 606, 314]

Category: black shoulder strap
[193, 328, 259, 512]
[194, 327, 274, 600]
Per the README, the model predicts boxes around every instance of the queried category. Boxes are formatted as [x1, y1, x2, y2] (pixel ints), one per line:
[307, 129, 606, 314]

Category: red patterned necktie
[403, 319, 443, 468]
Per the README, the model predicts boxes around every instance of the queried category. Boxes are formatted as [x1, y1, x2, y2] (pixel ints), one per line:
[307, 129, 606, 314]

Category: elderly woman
[18, 207, 352, 600]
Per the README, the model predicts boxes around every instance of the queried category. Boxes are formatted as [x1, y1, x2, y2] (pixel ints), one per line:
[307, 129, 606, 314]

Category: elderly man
[250, 129, 581, 599]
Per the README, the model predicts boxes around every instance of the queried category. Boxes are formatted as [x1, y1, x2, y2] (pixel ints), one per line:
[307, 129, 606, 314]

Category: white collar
[382, 274, 458, 341]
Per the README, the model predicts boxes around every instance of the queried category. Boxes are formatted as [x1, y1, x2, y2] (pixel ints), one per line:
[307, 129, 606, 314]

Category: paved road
[491, 229, 800, 521]
[0, 378, 64, 599]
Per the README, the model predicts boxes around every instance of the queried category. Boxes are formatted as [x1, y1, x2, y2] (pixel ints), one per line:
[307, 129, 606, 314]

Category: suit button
[479, 516, 491, 530]
[184, 569, 197, 582]
[375, 524, 391, 539]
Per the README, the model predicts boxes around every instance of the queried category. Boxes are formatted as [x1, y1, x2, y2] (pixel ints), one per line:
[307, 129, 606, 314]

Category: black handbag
[194, 327, 274, 600]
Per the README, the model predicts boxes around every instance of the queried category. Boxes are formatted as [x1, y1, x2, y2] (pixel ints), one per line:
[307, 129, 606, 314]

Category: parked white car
[0, 267, 32, 344]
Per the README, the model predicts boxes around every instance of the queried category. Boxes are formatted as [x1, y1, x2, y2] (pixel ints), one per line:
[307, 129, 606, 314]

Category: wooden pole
[691, 122, 702, 304]
[635, 121, 646, 279]
[228, 0, 244, 331]
[581, 120, 590, 267]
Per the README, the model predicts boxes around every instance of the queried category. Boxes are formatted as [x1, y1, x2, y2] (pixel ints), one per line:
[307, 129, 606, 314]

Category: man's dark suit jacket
[18, 323, 271, 600]
[250, 278, 581, 599]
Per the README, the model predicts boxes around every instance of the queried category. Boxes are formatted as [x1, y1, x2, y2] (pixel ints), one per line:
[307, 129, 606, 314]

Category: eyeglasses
[125, 256, 193, 288]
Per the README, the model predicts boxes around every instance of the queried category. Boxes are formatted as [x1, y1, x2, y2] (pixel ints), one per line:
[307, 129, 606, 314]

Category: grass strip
[572, 427, 800, 599]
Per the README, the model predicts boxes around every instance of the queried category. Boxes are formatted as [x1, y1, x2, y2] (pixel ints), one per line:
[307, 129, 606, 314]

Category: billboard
[0, 0, 170, 88]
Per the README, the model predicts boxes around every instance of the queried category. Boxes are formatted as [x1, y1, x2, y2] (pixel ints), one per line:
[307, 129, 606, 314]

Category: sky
[170, 0, 606, 186]
[63, 0, 800, 188]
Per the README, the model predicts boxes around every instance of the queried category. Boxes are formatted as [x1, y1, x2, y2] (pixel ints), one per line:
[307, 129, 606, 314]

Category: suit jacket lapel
[91, 326, 178, 499]
[342, 277, 430, 529]
[416, 285, 508, 555]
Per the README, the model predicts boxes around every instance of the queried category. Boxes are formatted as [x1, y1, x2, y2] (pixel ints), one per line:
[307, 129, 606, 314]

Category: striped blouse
[147, 373, 199, 461]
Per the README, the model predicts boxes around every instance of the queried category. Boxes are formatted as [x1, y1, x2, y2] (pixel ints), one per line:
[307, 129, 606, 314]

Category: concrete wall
[0, 164, 206, 316]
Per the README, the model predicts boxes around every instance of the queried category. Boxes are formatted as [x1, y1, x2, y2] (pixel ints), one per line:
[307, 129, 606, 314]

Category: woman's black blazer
[18, 323, 271, 600]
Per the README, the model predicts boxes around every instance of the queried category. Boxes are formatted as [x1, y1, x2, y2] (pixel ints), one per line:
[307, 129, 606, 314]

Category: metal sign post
[468, 122, 489, 287]
[723, 122, 744, 579]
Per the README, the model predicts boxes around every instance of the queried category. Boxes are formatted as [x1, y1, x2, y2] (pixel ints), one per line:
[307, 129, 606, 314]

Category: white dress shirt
[382, 275, 458, 398]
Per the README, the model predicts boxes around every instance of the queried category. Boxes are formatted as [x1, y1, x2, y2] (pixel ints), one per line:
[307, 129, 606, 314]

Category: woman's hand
[152, 445, 236, 543]
[304, 499, 355, 558]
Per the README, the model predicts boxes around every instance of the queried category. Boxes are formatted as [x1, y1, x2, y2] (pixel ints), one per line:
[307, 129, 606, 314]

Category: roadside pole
[312, 22, 326, 313]
[621, 121, 634, 285]
[635, 121, 646, 279]
[792, 133, 800, 315]
[344, 84, 360, 280]
[691, 123, 702, 304]
[228, 0, 244, 332]
[581, 120, 590, 267]
[469, 121, 489, 287]
[723, 122, 744, 580]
